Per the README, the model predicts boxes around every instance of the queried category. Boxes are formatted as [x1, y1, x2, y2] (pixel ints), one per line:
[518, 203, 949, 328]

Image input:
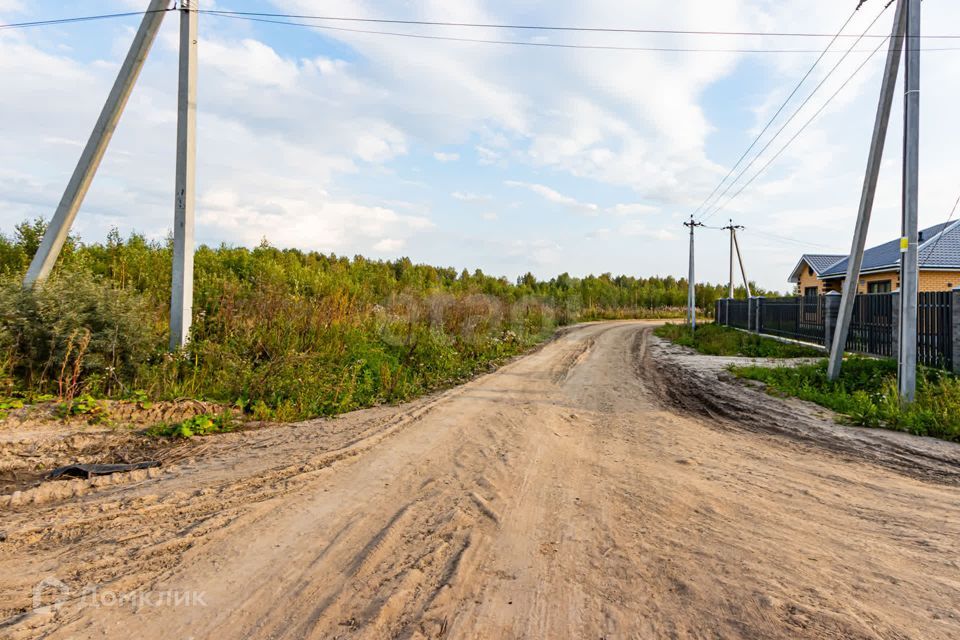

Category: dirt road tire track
[2, 321, 959, 639]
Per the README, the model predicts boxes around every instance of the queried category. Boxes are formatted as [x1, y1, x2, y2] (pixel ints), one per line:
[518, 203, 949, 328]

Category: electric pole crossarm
[23, 0, 170, 287]
[827, 0, 907, 381]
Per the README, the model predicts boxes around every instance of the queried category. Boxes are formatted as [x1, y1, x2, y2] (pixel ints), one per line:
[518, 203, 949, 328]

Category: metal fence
[715, 290, 956, 373]
[918, 292, 952, 370]
[845, 293, 894, 357]
[726, 299, 750, 330]
[759, 296, 825, 345]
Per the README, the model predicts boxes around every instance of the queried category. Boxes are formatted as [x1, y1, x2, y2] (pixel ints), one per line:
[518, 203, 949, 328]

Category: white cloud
[433, 152, 460, 162]
[373, 238, 405, 252]
[452, 191, 492, 202]
[480, 211, 498, 221]
[505, 180, 598, 215]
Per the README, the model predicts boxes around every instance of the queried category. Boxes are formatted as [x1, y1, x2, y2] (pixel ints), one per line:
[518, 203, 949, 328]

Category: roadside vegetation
[654, 323, 822, 358]
[0, 219, 757, 423]
[732, 357, 960, 441]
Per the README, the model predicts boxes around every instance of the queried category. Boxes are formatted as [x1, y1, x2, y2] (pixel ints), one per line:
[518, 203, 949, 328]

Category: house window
[804, 286, 818, 299]
[868, 280, 892, 293]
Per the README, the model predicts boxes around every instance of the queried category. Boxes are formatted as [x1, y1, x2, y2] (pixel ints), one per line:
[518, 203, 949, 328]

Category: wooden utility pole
[684, 217, 703, 329]
[23, 0, 169, 286]
[170, 0, 199, 349]
[898, 0, 921, 402]
[827, 0, 907, 381]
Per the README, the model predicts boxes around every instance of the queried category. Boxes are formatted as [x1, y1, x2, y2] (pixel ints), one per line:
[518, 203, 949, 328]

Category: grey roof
[803, 254, 846, 274]
[820, 220, 960, 278]
[788, 254, 846, 283]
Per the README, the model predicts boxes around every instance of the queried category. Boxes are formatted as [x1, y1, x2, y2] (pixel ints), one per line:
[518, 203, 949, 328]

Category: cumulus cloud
[505, 180, 599, 215]
[433, 152, 460, 162]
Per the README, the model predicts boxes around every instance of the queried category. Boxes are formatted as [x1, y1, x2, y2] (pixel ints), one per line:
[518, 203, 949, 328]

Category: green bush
[732, 357, 960, 441]
[0, 271, 158, 397]
[655, 323, 822, 358]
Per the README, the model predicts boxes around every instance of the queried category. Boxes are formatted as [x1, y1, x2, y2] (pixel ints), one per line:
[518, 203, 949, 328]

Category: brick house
[788, 220, 960, 297]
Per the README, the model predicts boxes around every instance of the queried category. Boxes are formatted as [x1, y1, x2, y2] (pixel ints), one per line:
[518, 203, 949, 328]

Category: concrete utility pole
[827, 0, 907, 381]
[899, 0, 921, 402]
[684, 217, 703, 329]
[23, 0, 170, 286]
[732, 229, 752, 298]
[723, 220, 745, 298]
[170, 0, 199, 349]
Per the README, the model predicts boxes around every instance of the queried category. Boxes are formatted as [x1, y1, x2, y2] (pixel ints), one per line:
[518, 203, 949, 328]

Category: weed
[56, 393, 109, 424]
[147, 412, 236, 438]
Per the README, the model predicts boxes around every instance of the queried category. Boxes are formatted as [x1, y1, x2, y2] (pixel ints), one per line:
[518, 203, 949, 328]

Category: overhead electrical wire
[699, 3, 893, 223]
[197, 12, 959, 54]
[689, 4, 862, 221]
[702, 33, 891, 223]
[196, 8, 960, 40]
[0, 7, 174, 30]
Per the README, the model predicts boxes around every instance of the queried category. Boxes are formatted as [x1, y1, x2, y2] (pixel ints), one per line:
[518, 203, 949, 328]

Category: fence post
[891, 289, 900, 361]
[747, 297, 755, 332]
[824, 291, 841, 349]
[951, 287, 960, 374]
[754, 296, 765, 334]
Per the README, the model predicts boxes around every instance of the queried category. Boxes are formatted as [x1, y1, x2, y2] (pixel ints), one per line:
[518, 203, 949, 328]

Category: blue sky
[2, 0, 959, 291]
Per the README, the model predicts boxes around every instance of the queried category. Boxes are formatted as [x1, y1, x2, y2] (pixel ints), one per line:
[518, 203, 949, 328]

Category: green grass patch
[147, 412, 237, 439]
[654, 323, 822, 358]
[731, 357, 960, 441]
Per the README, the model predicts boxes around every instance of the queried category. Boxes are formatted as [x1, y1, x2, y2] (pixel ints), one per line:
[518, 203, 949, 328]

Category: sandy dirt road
[2, 321, 960, 639]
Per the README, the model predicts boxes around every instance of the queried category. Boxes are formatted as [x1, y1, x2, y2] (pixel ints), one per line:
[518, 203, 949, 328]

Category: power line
[744, 229, 836, 250]
[0, 7, 174, 30]
[690, 5, 861, 221]
[197, 8, 960, 40]
[699, 3, 891, 223]
[202, 13, 842, 53]
[704, 33, 891, 222]
[202, 12, 960, 54]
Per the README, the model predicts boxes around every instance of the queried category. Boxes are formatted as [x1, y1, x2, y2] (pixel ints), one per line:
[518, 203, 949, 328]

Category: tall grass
[0, 219, 774, 421]
[732, 357, 960, 441]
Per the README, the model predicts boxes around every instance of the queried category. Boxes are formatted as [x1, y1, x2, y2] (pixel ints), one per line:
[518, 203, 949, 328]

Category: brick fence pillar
[951, 287, 960, 374]
[824, 291, 841, 348]
[891, 289, 900, 360]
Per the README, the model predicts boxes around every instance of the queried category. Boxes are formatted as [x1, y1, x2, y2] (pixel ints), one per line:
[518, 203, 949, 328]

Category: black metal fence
[726, 299, 750, 330]
[759, 296, 825, 345]
[715, 291, 956, 372]
[918, 292, 952, 370]
[846, 293, 894, 357]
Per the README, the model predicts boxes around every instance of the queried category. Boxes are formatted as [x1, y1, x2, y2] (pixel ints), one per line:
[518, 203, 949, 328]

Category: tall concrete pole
[728, 221, 735, 298]
[684, 217, 702, 329]
[898, 0, 921, 402]
[23, 0, 170, 287]
[170, 0, 198, 350]
[732, 230, 751, 298]
[827, 0, 907, 381]
[723, 221, 745, 298]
